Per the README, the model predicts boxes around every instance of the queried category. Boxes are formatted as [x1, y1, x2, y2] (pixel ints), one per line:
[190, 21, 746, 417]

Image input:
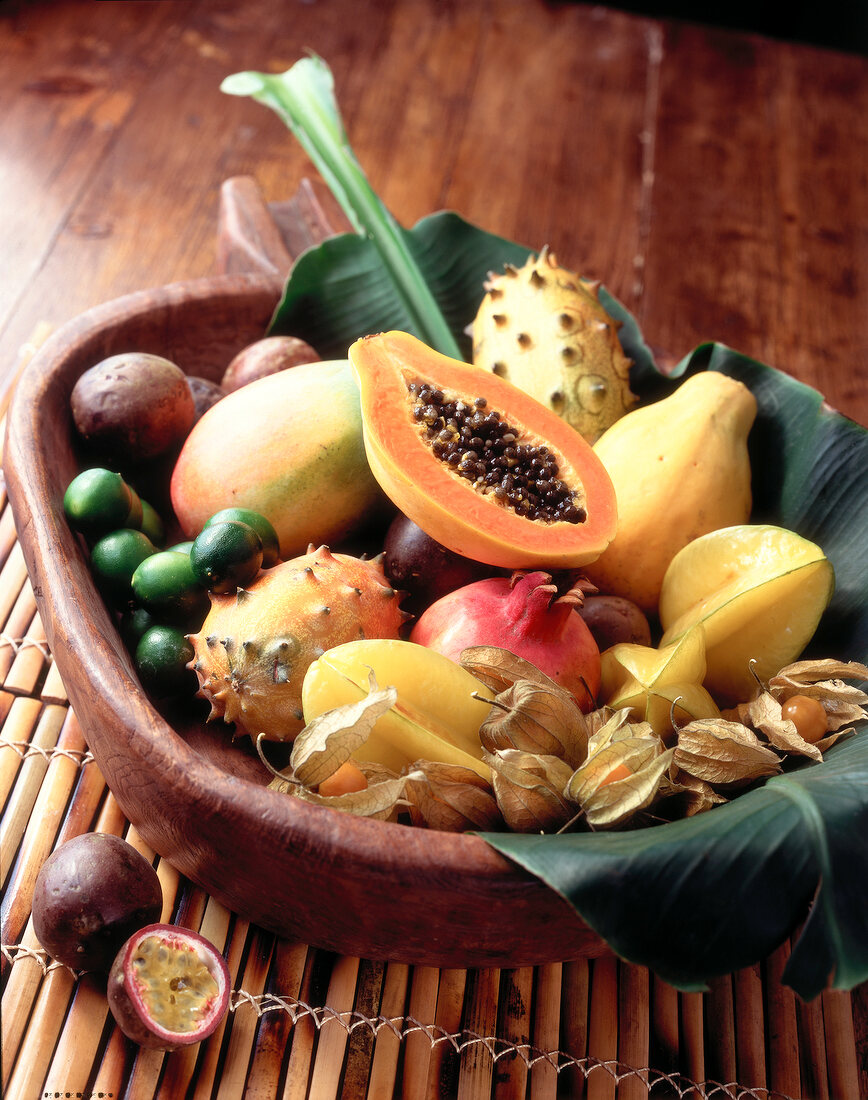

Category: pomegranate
[107, 923, 230, 1050]
[410, 571, 601, 710]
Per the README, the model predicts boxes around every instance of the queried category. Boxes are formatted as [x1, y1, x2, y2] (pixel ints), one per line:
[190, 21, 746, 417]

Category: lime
[191, 520, 263, 593]
[120, 606, 157, 649]
[131, 550, 210, 626]
[90, 529, 157, 601]
[167, 540, 194, 556]
[137, 499, 166, 547]
[123, 491, 144, 531]
[204, 508, 280, 567]
[63, 469, 136, 536]
[135, 625, 196, 697]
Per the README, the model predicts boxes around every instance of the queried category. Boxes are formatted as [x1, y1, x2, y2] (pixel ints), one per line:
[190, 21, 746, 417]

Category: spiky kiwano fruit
[188, 544, 409, 742]
[471, 249, 637, 443]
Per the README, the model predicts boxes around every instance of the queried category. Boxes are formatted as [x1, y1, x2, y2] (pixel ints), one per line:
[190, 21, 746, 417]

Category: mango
[659, 524, 835, 705]
[583, 371, 757, 614]
[301, 639, 495, 777]
[170, 360, 388, 560]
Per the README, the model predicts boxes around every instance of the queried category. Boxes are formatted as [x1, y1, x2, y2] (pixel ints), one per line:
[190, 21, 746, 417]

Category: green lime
[167, 540, 194, 556]
[137, 499, 166, 547]
[63, 469, 135, 536]
[134, 625, 196, 697]
[90, 529, 157, 601]
[123, 490, 144, 530]
[120, 605, 157, 649]
[191, 520, 263, 593]
[131, 550, 210, 625]
[204, 508, 280, 568]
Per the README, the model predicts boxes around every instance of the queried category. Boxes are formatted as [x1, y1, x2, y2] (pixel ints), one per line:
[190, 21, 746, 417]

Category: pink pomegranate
[409, 571, 600, 711]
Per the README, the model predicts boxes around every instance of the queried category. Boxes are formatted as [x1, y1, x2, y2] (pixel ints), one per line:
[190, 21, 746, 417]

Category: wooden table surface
[1, 3, 866, 1099]
[1, 0, 867, 428]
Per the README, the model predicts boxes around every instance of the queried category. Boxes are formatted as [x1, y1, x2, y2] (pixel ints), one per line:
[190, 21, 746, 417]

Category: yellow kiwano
[659, 525, 835, 705]
[302, 639, 494, 778]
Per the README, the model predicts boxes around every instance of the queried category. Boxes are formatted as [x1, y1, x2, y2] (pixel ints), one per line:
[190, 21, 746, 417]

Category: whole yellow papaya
[582, 371, 757, 614]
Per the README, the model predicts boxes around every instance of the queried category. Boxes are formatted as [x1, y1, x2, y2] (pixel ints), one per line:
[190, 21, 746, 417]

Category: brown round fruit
[220, 335, 321, 392]
[107, 923, 230, 1050]
[32, 833, 163, 972]
[578, 594, 652, 650]
[383, 512, 505, 616]
[70, 352, 195, 463]
[187, 375, 226, 421]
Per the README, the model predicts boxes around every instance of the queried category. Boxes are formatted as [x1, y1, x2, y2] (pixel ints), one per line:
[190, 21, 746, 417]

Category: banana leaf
[226, 58, 868, 999]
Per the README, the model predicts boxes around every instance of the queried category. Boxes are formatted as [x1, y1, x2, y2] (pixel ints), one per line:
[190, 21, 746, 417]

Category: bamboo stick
[0, 695, 42, 821]
[649, 971, 680, 1095]
[530, 962, 562, 1100]
[41, 971, 112, 1099]
[93, 787, 130, 836]
[822, 990, 860, 1100]
[246, 938, 312, 1099]
[457, 966, 501, 1100]
[733, 963, 766, 1091]
[1, 705, 82, 944]
[366, 961, 410, 1100]
[2, 955, 78, 1100]
[0, 497, 20, 567]
[678, 991, 705, 1100]
[0, 581, 37, 682]
[616, 963, 650, 1100]
[702, 975, 737, 1089]
[4, 609, 50, 696]
[585, 954, 618, 1100]
[191, 909, 248, 1100]
[281, 946, 322, 1100]
[428, 967, 468, 1100]
[558, 957, 590, 1100]
[306, 953, 361, 1100]
[401, 965, 441, 1100]
[0, 697, 56, 888]
[340, 957, 386, 1099]
[795, 992, 830, 1100]
[0, 541, 30, 625]
[1, 914, 68, 1092]
[763, 943, 801, 1100]
[493, 966, 533, 1099]
[89, 1024, 136, 1100]
[214, 925, 277, 1099]
[40, 657, 69, 704]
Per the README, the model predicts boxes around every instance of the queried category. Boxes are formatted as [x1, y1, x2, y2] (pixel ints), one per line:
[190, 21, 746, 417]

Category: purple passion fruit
[32, 833, 163, 972]
[383, 512, 505, 616]
[107, 923, 230, 1050]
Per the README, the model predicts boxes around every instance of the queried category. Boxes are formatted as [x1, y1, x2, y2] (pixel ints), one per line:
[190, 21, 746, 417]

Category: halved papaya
[348, 331, 618, 569]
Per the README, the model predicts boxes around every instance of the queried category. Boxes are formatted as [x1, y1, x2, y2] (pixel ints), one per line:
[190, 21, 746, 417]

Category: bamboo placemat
[2, 360, 866, 1100]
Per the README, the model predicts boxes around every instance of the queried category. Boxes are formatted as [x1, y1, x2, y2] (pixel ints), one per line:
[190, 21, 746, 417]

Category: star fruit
[599, 626, 720, 739]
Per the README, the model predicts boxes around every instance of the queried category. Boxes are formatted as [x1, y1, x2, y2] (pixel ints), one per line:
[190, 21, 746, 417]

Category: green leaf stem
[222, 58, 462, 359]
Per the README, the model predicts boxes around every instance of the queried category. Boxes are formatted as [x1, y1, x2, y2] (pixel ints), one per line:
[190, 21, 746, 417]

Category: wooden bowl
[3, 273, 605, 968]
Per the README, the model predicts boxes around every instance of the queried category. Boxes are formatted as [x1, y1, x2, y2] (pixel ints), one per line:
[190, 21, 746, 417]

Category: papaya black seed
[407, 378, 583, 524]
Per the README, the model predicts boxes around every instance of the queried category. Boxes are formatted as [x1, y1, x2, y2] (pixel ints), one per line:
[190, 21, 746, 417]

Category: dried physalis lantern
[733, 658, 868, 761]
[564, 709, 674, 828]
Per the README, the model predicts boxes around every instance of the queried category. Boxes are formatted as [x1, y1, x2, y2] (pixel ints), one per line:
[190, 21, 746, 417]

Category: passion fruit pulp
[32, 833, 163, 972]
[107, 923, 230, 1050]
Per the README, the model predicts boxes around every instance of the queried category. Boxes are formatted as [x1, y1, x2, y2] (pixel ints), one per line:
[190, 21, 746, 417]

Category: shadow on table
[585, 0, 868, 56]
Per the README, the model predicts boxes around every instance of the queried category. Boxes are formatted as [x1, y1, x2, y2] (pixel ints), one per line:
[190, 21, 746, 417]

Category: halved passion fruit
[348, 331, 618, 570]
[107, 923, 230, 1050]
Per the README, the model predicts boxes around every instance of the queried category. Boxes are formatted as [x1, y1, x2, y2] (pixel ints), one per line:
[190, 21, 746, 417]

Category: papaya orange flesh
[349, 331, 618, 570]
